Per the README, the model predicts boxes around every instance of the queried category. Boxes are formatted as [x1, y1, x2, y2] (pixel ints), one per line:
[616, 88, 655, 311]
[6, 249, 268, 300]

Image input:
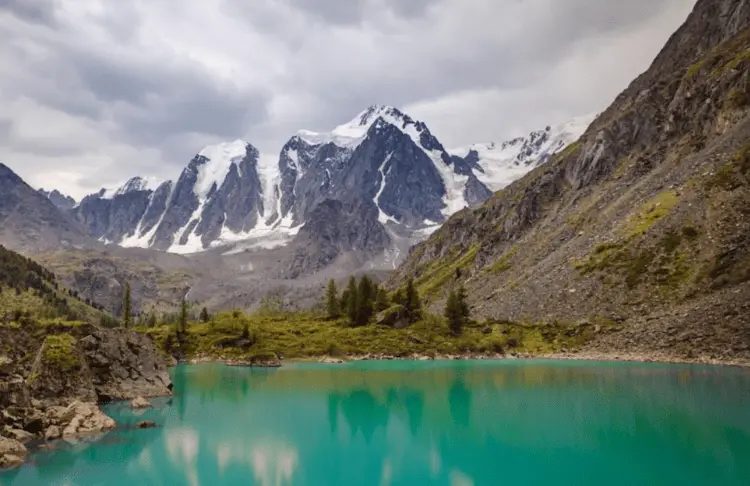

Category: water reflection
[5, 361, 750, 486]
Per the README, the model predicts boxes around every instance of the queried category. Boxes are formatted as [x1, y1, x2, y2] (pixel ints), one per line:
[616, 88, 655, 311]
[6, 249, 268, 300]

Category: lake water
[3, 360, 750, 486]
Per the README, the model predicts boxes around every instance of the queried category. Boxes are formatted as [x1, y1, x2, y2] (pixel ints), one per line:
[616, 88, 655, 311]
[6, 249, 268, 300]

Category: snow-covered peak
[448, 113, 597, 192]
[194, 139, 251, 199]
[296, 105, 422, 149]
[100, 176, 163, 199]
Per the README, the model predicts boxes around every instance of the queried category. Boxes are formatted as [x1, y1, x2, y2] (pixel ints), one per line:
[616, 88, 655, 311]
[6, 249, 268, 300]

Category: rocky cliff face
[390, 0, 750, 361]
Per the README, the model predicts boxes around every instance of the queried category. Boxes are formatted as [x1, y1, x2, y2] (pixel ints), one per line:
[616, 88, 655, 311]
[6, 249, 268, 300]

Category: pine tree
[345, 276, 358, 324]
[445, 290, 462, 336]
[355, 275, 375, 326]
[404, 278, 422, 323]
[200, 306, 209, 323]
[375, 286, 390, 312]
[325, 279, 340, 319]
[122, 281, 132, 328]
[179, 299, 188, 335]
[147, 311, 157, 328]
[445, 285, 470, 336]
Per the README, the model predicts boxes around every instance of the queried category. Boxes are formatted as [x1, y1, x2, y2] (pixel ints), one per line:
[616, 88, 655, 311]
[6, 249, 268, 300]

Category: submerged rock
[135, 420, 157, 429]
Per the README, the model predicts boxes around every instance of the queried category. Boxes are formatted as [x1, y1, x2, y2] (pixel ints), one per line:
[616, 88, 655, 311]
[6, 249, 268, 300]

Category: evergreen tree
[325, 279, 340, 319]
[404, 278, 422, 323]
[122, 281, 132, 328]
[200, 306, 209, 323]
[147, 311, 157, 328]
[445, 284, 470, 336]
[355, 275, 375, 326]
[178, 299, 188, 334]
[375, 286, 390, 312]
[345, 276, 358, 324]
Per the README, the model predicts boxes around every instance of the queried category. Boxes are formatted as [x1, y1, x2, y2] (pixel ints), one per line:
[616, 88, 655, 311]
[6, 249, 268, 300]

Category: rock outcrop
[0, 324, 172, 469]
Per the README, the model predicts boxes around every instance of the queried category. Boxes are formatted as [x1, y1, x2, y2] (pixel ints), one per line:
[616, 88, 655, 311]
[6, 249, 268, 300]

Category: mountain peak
[100, 175, 164, 199]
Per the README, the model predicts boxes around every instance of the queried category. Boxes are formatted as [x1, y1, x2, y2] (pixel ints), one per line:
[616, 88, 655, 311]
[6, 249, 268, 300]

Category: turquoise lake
[2, 360, 750, 485]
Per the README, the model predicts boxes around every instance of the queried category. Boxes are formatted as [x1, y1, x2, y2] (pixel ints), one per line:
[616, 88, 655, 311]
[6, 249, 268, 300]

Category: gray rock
[131, 396, 152, 409]
[0, 436, 27, 469]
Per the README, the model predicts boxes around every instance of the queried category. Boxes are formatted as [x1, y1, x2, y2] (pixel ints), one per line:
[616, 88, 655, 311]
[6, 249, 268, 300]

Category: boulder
[130, 396, 152, 409]
[3, 428, 34, 443]
[136, 420, 157, 429]
[0, 436, 27, 469]
[319, 357, 345, 364]
[44, 425, 61, 441]
[60, 401, 115, 438]
[375, 305, 410, 329]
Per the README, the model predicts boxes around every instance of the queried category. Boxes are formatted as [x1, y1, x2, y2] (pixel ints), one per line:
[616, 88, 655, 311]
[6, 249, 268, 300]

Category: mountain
[0, 163, 91, 252]
[37, 188, 76, 210]
[389, 0, 750, 361]
[448, 114, 596, 191]
[70, 107, 586, 267]
[73, 141, 266, 253]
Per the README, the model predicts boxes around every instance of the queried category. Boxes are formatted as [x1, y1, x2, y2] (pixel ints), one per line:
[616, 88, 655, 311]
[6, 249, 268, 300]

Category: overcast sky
[0, 0, 697, 199]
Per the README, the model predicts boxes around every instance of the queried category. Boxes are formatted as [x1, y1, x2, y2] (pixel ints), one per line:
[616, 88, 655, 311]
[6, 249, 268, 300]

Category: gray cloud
[0, 0, 697, 198]
[0, 0, 57, 26]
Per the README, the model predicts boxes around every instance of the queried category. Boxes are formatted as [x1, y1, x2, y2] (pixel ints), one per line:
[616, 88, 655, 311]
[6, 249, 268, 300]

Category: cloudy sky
[0, 0, 697, 199]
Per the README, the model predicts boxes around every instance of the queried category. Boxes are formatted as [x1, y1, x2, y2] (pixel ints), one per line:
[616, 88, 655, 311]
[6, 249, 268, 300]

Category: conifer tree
[375, 286, 390, 312]
[178, 299, 188, 334]
[200, 306, 209, 323]
[404, 278, 422, 323]
[325, 279, 340, 319]
[345, 276, 358, 324]
[122, 281, 132, 328]
[445, 284, 470, 336]
[355, 275, 375, 326]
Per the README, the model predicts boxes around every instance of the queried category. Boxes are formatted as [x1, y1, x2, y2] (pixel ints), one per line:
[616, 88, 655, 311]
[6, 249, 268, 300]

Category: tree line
[325, 275, 470, 334]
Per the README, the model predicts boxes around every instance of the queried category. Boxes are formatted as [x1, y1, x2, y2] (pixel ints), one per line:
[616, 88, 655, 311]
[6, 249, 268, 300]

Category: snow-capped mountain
[70, 106, 590, 271]
[449, 114, 596, 191]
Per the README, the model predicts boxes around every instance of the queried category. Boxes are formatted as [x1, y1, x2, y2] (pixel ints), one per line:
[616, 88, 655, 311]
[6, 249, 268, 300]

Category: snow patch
[195, 139, 248, 200]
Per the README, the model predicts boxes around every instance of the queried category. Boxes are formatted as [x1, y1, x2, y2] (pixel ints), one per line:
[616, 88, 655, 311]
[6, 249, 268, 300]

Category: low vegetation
[137, 274, 598, 362]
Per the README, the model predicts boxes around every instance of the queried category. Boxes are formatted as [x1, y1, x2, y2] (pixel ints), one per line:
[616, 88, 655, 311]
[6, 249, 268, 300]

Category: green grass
[139, 310, 597, 361]
[415, 245, 480, 299]
[487, 247, 518, 274]
[624, 190, 679, 237]
[41, 333, 80, 372]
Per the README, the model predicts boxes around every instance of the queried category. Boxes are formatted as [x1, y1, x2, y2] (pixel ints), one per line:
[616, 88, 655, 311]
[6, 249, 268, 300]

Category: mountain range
[39, 107, 592, 263]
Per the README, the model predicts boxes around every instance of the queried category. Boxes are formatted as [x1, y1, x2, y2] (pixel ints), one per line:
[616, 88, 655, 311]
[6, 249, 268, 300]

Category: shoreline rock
[0, 437, 28, 470]
[130, 396, 152, 409]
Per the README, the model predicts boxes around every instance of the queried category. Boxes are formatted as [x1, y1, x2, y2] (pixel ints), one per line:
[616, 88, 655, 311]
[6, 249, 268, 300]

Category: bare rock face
[28, 334, 98, 405]
[79, 328, 173, 401]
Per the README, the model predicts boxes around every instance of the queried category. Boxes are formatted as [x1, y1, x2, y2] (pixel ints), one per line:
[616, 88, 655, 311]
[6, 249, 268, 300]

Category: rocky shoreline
[181, 349, 750, 368]
[0, 326, 173, 470]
